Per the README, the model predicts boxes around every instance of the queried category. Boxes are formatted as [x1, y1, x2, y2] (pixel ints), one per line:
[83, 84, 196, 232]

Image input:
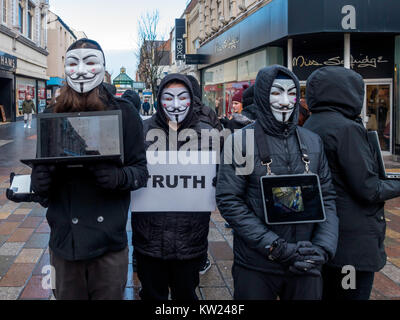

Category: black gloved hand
[289, 245, 328, 277]
[268, 239, 312, 267]
[212, 176, 217, 187]
[89, 163, 126, 190]
[31, 165, 55, 195]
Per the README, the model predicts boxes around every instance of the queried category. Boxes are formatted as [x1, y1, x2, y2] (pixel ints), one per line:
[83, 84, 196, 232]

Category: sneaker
[199, 258, 211, 275]
[28, 125, 31, 129]
[23, 124, 27, 128]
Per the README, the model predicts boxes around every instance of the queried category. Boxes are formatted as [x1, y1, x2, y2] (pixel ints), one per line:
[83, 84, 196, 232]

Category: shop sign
[0, 51, 17, 72]
[175, 19, 186, 61]
[215, 36, 240, 54]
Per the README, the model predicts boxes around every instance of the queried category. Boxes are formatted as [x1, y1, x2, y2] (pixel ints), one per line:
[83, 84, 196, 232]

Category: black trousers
[50, 247, 129, 300]
[322, 265, 375, 300]
[136, 252, 202, 301]
[232, 263, 323, 300]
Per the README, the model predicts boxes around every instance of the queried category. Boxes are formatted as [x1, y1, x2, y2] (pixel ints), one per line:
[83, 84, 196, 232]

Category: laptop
[260, 174, 326, 225]
[367, 131, 400, 180]
[21, 110, 124, 167]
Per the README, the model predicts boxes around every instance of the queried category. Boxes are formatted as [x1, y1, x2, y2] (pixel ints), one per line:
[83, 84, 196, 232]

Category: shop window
[27, 11, 32, 39]
[18, 3, 23, 33]
[238, 50, 266, 81]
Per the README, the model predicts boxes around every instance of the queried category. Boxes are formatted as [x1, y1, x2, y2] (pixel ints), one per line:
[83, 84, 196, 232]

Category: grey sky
[49, 0, 188, 79]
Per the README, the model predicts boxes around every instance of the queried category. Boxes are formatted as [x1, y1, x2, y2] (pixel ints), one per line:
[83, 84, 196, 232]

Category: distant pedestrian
[220, 87, 253, 131]
[304, 66, 400, 300]
[22, 94, 35, 129]
[142, 100, 150, 115]
[241, 85, 257, 120]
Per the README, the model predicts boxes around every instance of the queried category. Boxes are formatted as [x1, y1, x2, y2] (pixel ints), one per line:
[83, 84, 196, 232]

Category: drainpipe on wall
[287, 38, 293, 71]
[344, 33, 351, 69]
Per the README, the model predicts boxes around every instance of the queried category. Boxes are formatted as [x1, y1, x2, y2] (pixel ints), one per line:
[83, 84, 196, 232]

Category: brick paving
[0, 121, 399, 300]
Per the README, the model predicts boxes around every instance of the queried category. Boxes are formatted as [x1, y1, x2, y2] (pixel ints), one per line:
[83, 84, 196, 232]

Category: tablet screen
[260, 174, 326, 225]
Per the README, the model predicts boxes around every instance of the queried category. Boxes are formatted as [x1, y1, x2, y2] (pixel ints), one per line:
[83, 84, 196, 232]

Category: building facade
[46, 10, 77, 101]
[196, 0, 400, 158]
[0, 0, 49, 121]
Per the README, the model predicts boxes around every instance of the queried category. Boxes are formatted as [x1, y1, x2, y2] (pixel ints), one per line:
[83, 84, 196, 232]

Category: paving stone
[207, 228, 225, 242]
[0, 263, 35, 287]
[24, 233, 49, 249]
[15, 249, 44, 264]
[386, 246, 400, 258]
[211, 213, 227, 223]
[0, 235, 7, 246]
[370, 288, 387, 300]
[36, 222, 50, 233]
[0, 222, 20, 235]
[0, 242, 24, 256]
[373, 272, 400, 298]
[32, 253, 50, 276]
[200, 287, 232, 300]
[12, 209, 32, 216]
[216, 260, 233, 282]
[6, 214, 26, 222]
[29, 207, 47, 217]
[389, 257, 400, 268]
[18, 203, 36, 209]
[200, 264, 226, 287]
[8, 228, 34, 242]
[0, 256, 15, 279]
[19, 216, 43, 229]
[381, 263, 400, 285]
[387, 228, 400, 239]
[208, 241, 234, 261]
[0, 212, 10, 220]
[0, 287, 23, 300]
[19, 275, 52, 300]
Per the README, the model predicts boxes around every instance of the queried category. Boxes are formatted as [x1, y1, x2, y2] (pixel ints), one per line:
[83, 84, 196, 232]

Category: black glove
[289, 245, 328, 277]
[89, 163, 126, 190]
[31, 165, 55, 195]
[268, 239, 312, 267]
[212, 176, 217, 187]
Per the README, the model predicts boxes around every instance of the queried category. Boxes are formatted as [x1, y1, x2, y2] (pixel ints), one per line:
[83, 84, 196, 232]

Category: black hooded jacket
[304, 66, 400, 272]
[122, 90, 141, 113]
[36, 84, 148, 261]
[241, 85, 257, 121]
[132, 74, 215, 260]
[216, 65, 338, 275]
[186, 75, 223, 131]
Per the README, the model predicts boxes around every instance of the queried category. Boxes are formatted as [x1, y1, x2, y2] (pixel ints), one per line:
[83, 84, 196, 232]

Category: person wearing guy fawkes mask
[30, 39, 148, 300]
[216, 65, 338, 300]
[132, 74, 216, 300]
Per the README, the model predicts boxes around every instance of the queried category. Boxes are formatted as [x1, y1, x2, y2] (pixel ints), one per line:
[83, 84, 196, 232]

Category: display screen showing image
[272, 186, 304, 214]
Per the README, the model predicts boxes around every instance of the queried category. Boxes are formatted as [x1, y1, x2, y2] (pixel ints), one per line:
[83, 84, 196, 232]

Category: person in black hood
[186, 75, 223, 131]
[30, 39, 148, 300]
[304, 66, 400, 300]
[132, 73, 216, 301]
[216, 65, 338, 300]
[122, 89, 141, 113]
[241, 84, 257, 121]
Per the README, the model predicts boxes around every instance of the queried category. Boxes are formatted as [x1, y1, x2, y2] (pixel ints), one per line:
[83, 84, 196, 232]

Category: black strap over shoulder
[255, 121, 311, 174]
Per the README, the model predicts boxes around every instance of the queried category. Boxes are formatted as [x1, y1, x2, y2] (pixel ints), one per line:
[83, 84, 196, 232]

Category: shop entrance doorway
[364, 80, 393, 153]
[0, 77, 13, 121]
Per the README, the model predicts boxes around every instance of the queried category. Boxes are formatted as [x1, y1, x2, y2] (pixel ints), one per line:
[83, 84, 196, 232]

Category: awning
[46, 77, 65, 86]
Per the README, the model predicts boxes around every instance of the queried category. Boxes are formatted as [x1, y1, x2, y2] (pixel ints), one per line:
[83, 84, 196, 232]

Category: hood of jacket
[155, 73, 198, 132]
[122, 90, 141, 112]
[306, 66, 365, 120]
[242, 85, 254, 108]
[254, 65, 300, 138]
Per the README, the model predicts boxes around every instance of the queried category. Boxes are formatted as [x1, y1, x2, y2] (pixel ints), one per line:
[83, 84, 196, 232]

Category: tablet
[260, 174, 326, 225]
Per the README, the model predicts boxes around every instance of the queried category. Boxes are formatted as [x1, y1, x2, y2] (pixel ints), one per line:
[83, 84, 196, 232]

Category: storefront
[15, 76, 47, 116]
[198, 0, 400, 156]
[0, 51, 17, 122]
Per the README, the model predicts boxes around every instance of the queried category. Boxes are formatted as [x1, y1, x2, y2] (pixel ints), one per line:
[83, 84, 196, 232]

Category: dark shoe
[199, 258, 211, 275]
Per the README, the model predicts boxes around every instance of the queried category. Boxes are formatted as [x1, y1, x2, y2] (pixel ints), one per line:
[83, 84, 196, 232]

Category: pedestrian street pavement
[0, 120, 399, 300]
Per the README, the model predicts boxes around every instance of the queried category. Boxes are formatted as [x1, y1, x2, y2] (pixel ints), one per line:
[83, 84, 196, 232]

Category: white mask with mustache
[161, 87, 191, 123]
[65, 48, 105, 93]
[269, 78, 297, 123]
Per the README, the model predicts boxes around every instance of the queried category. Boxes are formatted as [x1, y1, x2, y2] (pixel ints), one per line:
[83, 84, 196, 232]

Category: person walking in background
[22, 94, 35, 129]
[142, 99, 150, 116]
[304, 66, 400, 300]
[220, 87, 253, 131]
[241, 85, 257, 121]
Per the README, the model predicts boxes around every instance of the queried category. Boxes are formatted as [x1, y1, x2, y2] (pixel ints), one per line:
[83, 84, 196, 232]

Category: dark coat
[216, 65, 338, 275]
[37, 84, 148, 261]
[122, 90, 141, 113]
[22, 100, 35, 114]
[132, 74, 213, 260]
[304, 66, 400, 272]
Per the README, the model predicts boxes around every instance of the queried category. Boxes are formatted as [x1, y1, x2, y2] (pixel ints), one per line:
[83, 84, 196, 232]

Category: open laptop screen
[38, 111, 123, 161]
